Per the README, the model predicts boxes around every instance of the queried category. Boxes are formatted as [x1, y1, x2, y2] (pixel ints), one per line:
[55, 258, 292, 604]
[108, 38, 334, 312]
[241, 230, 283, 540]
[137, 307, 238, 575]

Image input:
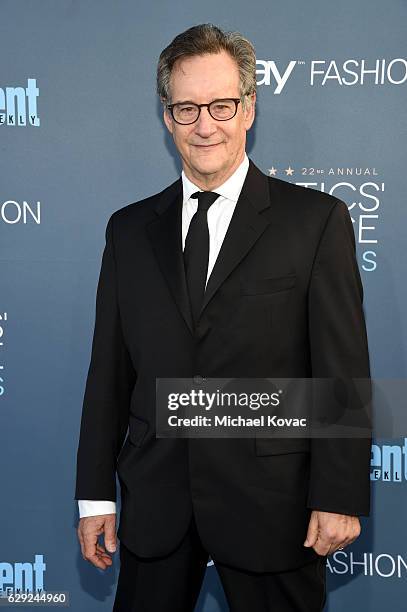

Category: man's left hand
[303, 510, 361, 556]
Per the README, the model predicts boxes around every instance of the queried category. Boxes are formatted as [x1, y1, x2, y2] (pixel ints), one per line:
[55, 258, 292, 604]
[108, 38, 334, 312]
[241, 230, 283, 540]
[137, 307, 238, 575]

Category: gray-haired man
[76, 23, 371, 612]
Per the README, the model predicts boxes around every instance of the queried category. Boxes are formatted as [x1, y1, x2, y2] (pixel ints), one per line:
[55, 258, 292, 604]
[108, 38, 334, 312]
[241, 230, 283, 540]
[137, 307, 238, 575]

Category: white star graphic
[268, 167, 277, 176]
[285, 166, 294, 176]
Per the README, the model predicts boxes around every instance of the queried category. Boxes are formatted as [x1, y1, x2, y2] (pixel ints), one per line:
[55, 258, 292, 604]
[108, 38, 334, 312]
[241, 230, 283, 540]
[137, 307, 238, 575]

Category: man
[75, 24, 371, 612]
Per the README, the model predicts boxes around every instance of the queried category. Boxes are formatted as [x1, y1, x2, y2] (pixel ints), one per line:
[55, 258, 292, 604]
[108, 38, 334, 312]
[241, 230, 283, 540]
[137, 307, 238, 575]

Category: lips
[193, 143, 221, 148]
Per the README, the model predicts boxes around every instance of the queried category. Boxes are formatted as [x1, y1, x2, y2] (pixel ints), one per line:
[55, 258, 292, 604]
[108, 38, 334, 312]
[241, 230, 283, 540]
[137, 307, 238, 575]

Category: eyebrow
[170, 98, 234, 105]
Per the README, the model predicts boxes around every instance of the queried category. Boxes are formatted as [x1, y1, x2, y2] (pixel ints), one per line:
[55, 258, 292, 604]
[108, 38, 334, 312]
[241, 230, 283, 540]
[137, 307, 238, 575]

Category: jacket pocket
[241, 273, 296, 296]
[255, 436, 310, 456]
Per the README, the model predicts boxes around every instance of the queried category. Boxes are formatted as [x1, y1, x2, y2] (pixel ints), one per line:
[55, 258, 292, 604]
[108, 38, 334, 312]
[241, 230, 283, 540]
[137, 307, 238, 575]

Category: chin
[191, 156, 226, 176]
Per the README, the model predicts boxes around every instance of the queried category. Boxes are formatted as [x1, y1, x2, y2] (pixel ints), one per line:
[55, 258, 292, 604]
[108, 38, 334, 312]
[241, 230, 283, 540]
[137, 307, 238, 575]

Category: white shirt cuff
[78, 500, 116, 518]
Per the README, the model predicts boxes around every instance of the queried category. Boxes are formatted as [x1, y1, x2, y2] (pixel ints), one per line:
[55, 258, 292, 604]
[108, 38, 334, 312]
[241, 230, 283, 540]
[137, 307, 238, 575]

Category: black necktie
[184, 191, 220, 326]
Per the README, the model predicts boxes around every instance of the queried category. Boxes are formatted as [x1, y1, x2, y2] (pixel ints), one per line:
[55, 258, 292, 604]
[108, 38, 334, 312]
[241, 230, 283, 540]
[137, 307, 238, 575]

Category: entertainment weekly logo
[0, 554, 46, 594]
[371, 438, 407, 484]
[0, 78, 40, 126]
[256, 58, 407, 93]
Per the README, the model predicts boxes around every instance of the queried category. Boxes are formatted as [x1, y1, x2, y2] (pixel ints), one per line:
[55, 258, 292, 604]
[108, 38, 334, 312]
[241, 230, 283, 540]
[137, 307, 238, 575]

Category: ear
[162, 103, 174, 135]
[243, 92, 256, 130]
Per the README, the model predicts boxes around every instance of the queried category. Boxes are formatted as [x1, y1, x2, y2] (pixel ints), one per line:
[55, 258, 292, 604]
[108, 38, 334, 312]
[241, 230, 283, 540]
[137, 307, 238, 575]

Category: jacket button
[193, 375, 206, 384]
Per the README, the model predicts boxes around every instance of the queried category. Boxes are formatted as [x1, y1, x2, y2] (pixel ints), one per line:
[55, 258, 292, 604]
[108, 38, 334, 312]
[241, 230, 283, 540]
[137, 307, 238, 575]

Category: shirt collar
[181, 153, 249, 205]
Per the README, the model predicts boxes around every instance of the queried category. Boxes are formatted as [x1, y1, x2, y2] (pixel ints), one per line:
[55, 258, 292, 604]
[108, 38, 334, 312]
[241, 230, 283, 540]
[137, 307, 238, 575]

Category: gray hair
[157, 23, 256, 110]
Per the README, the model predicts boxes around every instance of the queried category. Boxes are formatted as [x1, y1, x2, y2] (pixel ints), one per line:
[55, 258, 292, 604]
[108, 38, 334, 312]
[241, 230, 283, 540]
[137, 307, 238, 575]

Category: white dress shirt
[78, 153, 250, 518]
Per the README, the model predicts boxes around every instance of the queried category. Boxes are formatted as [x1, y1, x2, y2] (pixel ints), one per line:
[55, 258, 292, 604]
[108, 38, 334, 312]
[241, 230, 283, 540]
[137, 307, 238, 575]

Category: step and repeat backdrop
[1, 1, 406, 610]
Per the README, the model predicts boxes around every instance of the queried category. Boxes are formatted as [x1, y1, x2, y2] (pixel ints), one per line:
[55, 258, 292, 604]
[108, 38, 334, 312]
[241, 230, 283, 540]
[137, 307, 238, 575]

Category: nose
[194, 106, 217, 138]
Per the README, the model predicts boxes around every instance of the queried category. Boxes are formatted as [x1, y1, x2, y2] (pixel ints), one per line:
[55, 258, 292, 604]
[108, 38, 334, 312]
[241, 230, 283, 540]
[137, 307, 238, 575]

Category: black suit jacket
[75, 158, 371, 573]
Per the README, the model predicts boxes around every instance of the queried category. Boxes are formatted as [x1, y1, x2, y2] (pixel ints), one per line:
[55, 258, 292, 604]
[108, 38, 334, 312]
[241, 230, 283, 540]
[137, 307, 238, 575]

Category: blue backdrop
[1, 1, 406, 610]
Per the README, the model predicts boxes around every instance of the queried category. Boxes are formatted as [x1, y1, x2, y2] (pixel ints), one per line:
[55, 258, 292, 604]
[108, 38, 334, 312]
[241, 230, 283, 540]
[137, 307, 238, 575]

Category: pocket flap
[242, 274, 296, 295]
[255, 436, 309, 456]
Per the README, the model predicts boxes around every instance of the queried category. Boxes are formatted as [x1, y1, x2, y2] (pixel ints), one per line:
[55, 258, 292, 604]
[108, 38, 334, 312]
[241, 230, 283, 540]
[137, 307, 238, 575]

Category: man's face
[163, 50, 256, 188]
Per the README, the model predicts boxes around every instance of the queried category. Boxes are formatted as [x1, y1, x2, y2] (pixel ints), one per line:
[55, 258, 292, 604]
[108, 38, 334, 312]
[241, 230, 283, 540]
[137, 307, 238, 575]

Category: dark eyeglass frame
[166, 98, 241, 125]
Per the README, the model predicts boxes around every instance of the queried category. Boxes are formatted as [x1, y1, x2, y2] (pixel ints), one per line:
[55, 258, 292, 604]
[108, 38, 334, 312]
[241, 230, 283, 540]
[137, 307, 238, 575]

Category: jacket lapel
[146, 179, 195, 335]
[200, 159, 273, 317]
[146, 159, 273, 334]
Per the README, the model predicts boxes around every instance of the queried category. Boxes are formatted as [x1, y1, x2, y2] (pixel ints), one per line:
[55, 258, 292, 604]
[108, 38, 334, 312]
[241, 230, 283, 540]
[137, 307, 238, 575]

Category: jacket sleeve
[75, 213, 137, 501]
[307, 199, 372, 516]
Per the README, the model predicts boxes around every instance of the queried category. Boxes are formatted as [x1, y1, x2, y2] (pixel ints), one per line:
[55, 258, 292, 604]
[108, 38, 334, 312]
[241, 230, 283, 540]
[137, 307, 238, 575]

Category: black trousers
[112, 515, 327, 612]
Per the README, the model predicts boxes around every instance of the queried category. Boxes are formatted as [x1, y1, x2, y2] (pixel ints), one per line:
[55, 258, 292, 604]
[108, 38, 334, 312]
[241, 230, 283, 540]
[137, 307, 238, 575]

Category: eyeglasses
[166, 98, 241, 125]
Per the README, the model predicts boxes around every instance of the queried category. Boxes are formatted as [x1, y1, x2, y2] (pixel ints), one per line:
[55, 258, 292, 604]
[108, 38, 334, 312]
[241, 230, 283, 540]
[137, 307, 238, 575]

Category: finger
[77, 527, 86, 559]
[304, 513, 319, 547]
[314, 540, 332, 556]
[327, 543, 343, 555]
[86, 551, 111, 570]
[343, 534, 359, 548]
[340, 527, 359, 547]
[83, 530, 99, 560]
[346, 536, 358, 547]
[104, 517, 117, 553]
[81, 534, 109, 568]
[96, 543, 113, 562]
[96, 542, 108, 554]
[96, 552, 113, 565]
[84, 538, 110, 568]
[313, 531, 334, 556]
[350, 524, 361, 542]
[77, 527, 84, 548]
